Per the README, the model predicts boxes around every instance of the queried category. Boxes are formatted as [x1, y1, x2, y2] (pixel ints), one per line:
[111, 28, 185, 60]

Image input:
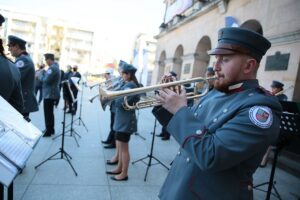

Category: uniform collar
[228, 79, 259, 94]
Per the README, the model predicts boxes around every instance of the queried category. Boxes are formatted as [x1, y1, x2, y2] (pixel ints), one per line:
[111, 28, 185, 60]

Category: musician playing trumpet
[106, 63, 140, 181]
[154, 27, 282, 200]
[102, 61, 125, 149]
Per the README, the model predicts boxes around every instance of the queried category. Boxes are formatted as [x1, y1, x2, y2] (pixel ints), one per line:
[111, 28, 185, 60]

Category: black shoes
[106, 160, 118, 165]
[161, 135, 170, 140]
[101, 140, 111, 144]
[106, 171, 121, 175]
[42, 129, 54, 137]
[156, 133, 164, 137]
[104, 144, 116, 149]
[110, 176, 128, 181]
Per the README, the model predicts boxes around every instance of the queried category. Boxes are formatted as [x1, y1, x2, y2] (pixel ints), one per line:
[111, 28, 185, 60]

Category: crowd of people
[0, 11, 293, 199]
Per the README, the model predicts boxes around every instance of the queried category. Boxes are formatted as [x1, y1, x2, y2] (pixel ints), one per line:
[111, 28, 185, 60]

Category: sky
[0, 0, 165, 64]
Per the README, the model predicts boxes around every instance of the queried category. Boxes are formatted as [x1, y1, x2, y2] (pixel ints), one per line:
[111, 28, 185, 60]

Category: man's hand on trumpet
[157, 85, 187, 114]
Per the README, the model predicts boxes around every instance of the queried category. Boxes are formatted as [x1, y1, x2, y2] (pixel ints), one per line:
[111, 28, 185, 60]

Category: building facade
[152, 0, 300, 101]
[0, 8, 95, 72]
[131, 33, 157, 86]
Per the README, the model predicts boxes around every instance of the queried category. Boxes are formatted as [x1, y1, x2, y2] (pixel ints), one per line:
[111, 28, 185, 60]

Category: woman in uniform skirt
[106, 63, 140, 181]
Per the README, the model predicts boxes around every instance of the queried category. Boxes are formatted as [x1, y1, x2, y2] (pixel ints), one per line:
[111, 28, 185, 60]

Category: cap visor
[208, 48, 237, 55]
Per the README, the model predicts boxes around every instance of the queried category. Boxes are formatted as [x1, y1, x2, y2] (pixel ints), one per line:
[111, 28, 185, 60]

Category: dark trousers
[162, 126, 170, 137]
[44, 99, 56, 132]
[105, 111, 115, 144]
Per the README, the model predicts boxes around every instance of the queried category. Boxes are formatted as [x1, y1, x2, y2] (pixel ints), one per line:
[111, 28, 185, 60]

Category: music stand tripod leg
[35, 99, 78, 176]
[132, 120, 169, 182]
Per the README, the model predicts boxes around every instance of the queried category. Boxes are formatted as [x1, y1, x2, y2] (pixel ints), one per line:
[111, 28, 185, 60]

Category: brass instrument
[89, 76, 120, 90]
[99, 76, 218, 110]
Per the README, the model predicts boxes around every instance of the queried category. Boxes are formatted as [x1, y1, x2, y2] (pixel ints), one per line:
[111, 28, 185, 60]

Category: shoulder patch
[249, 106, 273, 128]
[16, 60, 25, 68]
[47, 69, 52, 74]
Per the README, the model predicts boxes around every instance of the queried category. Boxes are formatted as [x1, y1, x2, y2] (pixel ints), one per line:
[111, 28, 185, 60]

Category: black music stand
[72, 82, 88, 132]
[35, 98, 78, 176]
[53, 101, 81, 148]
[132, 119, 169, 181]
[133, 109, 146, 140]
[254, 101, 300, 200]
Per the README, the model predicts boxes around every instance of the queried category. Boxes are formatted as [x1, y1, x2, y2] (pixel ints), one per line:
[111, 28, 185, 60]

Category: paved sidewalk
[6, 88, 300, 200]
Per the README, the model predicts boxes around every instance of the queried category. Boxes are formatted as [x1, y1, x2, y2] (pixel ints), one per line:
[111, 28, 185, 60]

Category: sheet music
[0, 96, 42, 186]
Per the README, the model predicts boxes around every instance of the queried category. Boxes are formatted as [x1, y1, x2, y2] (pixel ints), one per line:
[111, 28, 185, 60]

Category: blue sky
[0, 0, 165, 62]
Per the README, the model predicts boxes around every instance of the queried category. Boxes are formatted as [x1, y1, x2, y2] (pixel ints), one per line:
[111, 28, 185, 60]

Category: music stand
[132, 119, 169, 181]
[133, 109, 146, 140]
[72, 82, 88, 132]
[34, 99, 78, 176]
[53, 82, 81, 147]
[254, 101, 300, 200]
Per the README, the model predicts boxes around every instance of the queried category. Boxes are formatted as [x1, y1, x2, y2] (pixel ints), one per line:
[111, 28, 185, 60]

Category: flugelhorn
[99, 76, 218, 110]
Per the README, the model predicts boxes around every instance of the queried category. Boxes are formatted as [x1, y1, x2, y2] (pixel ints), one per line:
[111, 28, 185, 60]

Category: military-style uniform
[42, 61, 61, 134]
[113, 81, 138, 134]
[15, 53, 39, 114]
[158, 80, 282, 200]
[0, 56, 23, 112]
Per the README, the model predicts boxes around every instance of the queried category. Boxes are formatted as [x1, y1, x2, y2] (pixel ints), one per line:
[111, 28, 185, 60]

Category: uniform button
[198, 104, 202, 108]
[213, 118, 217, 123]
[223, 108, 228, 113]
[177, 151, 181, 155]
[248, 93, 254, 96]
[186, 157, 190, 163]
[196, 130, 202, 134]
[194, 113, 198, 117]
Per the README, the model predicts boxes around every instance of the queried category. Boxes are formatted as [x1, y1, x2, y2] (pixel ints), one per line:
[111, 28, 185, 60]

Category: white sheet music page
[0, 96, 43, 186]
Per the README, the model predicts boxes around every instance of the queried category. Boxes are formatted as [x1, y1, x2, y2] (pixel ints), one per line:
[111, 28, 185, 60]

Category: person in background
[270, 80, 288, 101]
[41, 53, 61, 137]
[68, 65, 81, 115]
[156, 71, 177, 141]
[259, 80, 289, 167]
[101, 68, 118, 149]
[35, 64, 45, 105]
[8, 35, 39, 119]
[63, 65, 73, 111]
[106, 63, 140, 181]
[205, 67, 216, 91]
[154, 27, 282, 200]
[0, 14, 23, 112]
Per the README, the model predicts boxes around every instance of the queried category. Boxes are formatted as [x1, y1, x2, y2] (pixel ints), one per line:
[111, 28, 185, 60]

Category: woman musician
[106, 63, 140, 181]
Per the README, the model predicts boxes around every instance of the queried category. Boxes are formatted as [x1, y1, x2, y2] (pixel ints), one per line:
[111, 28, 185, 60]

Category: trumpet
[98, 76, 218, 110]
[89, 77, 121, 90]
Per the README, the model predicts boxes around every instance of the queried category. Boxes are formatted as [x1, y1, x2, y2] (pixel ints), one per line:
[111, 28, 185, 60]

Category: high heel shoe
[106, 171, 121, 175]
[106, 160, 118, 165]
[110, 176, 128, 181]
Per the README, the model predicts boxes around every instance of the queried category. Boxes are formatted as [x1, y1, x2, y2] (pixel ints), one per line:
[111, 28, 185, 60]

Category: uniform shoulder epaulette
[258, 86, 273, 96]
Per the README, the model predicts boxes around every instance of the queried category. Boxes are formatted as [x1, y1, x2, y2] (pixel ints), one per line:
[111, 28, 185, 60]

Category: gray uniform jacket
[113, 81, 138, 133]
[0, 56, 23, 112]
[159, 79, 282, 200]
[42, 62, 61, 100]
[15, 54, 38, 113]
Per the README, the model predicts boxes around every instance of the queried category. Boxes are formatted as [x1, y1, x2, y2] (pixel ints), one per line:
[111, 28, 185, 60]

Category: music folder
[0, 96, 42, 187]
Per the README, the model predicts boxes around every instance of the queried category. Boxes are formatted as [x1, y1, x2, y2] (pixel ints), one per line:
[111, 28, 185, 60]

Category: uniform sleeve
[167, 105, 281, 172]
[16, 58, 30, 82]
[43, 67, 58, 84]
